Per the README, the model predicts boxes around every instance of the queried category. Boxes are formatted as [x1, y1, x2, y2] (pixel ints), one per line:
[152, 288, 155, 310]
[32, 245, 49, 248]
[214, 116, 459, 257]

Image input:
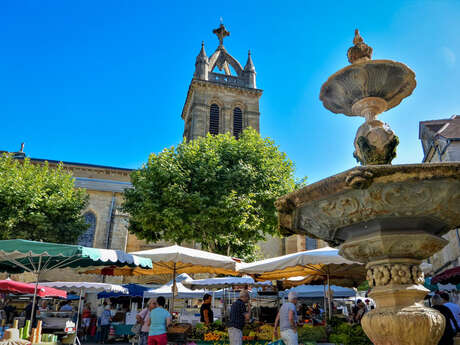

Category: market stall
[131, 245, 238, 312]
[143, 274, 206, 324]
[96, 283, 154, 339]
[183, 276, 275, 323]
[0, 239, 153, 328]
[0, 279, 68, 345]
[39, 281, 128, 341]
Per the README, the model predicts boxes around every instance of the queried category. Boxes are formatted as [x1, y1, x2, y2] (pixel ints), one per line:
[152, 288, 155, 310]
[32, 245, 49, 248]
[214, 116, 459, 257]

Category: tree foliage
[123, 128, 301, 260]
[0, 154, 89, 243]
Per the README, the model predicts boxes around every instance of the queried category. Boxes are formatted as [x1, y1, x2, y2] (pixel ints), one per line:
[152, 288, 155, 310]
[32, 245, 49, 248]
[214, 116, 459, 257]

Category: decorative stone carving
[320, 30, 416, 165]
[367, 263, 424, 287]
[319, 60, 416, 117]
[340, 232, 448, 263]
[344, 169, 374, 189]
[361, 304, 445, 345]
[347, 29, 373, 64]
[287, 170, 460, 244]
[341, 231, 447, 345]
[213, 24, 230, 47]
[353, 119, 399, 165]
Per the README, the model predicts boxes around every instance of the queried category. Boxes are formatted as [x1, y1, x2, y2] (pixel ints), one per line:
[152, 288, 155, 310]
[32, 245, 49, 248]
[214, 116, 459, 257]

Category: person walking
[148, 296, 171, 345]
[137, 299, 157, 345]
[352, 299, 366, 324]
[81, 303, 92, 341]
[228, 290, 251, 345]
[200, 294, 214, 325]
[99, 303, 112, 344]
[440, 292, 460, 333]
[432, 294, 459, 345]
[273, 292, 299, 345]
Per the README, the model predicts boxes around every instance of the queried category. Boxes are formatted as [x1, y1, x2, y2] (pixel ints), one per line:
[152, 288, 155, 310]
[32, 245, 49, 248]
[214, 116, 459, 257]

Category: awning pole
[30, 255, 42, 327]
[74, 288, 84, 345]
[171, 264, 176, 314]
[328, 273, 332, 320]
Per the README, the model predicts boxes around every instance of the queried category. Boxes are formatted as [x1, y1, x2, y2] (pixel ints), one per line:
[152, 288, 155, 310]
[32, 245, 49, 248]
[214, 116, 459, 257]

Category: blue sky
[1, 0, 459, 183]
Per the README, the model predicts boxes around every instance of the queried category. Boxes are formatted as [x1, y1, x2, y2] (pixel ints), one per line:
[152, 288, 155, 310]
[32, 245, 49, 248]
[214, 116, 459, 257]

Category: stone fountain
[276, 30, 460, 345]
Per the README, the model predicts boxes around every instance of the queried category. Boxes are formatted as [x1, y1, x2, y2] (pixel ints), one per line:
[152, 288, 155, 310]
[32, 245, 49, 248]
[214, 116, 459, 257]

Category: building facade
[419, 115, 460, 274]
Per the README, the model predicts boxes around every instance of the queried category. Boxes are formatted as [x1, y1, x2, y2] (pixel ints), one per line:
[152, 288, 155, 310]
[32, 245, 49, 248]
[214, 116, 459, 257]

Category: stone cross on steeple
[213, 23, 230, 47]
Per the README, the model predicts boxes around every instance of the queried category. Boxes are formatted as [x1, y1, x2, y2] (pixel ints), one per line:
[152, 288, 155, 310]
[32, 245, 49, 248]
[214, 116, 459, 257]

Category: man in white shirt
[440, 292, 460, 333]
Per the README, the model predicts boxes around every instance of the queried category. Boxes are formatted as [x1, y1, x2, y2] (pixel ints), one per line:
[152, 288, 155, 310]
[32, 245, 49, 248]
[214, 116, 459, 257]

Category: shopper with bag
[273, 292, 299, 345]
[135, 299, 157, 345]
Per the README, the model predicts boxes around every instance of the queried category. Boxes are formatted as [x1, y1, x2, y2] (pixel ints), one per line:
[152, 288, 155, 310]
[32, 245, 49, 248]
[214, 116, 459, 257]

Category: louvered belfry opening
[233, 107, 243, 138]
[209, 104, 220, 135]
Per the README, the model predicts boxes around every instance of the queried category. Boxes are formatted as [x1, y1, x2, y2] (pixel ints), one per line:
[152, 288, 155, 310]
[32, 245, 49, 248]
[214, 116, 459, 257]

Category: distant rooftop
[419, 115, 460, 140]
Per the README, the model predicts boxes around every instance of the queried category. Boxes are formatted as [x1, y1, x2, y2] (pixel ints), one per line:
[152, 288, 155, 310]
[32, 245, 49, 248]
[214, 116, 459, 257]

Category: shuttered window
[233, 107, 243, 139]
[209, 104, 220, 135]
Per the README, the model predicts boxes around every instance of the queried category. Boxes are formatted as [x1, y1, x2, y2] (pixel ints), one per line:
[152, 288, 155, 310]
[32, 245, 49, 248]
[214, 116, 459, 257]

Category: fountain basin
[319, 60, 416, 116]
[276, 163, 460, 247]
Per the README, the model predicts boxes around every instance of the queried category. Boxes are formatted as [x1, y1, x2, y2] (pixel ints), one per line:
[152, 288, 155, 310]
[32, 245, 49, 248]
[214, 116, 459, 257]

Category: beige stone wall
[428, 229, 460, 274]
[257, 235, 283, 259]
[184, 81, 262, 141]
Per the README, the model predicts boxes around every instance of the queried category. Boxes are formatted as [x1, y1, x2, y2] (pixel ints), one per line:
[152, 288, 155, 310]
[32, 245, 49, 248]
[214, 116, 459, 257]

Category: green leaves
[0, 154, 89, 243]
[123, 128, 302, 261]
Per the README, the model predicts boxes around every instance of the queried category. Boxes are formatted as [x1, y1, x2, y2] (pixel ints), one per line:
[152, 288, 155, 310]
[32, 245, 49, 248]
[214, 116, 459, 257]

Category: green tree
[0, 154, 89, 243]
[123, 128, 303, 261]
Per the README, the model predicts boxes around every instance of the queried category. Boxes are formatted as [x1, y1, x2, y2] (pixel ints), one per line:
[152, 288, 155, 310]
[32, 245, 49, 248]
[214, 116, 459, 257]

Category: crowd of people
[129, 289, 460, 345]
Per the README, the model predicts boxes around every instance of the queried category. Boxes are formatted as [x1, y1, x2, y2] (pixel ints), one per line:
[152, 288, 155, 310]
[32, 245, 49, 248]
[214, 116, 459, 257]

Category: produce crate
[168, 323, 192, 344]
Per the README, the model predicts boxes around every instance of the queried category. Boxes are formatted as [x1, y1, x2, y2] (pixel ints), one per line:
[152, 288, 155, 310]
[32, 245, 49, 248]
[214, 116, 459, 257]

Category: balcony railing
[208, 72, 248, 87]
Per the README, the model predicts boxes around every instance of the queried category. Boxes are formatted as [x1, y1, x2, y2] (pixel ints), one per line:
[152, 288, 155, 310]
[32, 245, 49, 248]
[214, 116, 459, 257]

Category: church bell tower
[181, 24, 263, 141]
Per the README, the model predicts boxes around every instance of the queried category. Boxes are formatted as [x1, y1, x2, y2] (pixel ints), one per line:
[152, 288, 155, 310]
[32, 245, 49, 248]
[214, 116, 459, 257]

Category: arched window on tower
[78, 211, 97, 247]
[233, 107, 243, 139]
[209, 104, 220, 135]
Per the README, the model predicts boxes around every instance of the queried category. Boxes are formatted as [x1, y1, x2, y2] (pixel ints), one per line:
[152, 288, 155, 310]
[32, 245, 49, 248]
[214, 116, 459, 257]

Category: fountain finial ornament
[347, 29, 373, 64]
[320, 29, 416, 165]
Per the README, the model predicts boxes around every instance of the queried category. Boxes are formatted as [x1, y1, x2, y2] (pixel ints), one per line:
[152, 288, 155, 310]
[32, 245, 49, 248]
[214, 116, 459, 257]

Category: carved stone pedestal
[341, 231, 448, 345]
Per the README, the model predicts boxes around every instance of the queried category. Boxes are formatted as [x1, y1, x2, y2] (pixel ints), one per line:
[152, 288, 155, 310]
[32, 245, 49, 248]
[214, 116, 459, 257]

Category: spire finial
[347, 28, 373, 64]
[213, 23, 230, 47]
[196, 40, 208, 62]
[244, 49, 255, 73]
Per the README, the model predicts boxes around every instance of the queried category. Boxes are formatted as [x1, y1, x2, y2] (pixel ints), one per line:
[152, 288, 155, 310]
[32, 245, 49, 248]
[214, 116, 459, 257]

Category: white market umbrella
[131, 245, 238, 312]
[239, 246, 365, 319]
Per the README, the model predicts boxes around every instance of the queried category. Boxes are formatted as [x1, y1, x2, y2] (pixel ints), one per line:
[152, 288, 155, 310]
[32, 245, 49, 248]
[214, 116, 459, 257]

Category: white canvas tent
[143, 274, 205, 299]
